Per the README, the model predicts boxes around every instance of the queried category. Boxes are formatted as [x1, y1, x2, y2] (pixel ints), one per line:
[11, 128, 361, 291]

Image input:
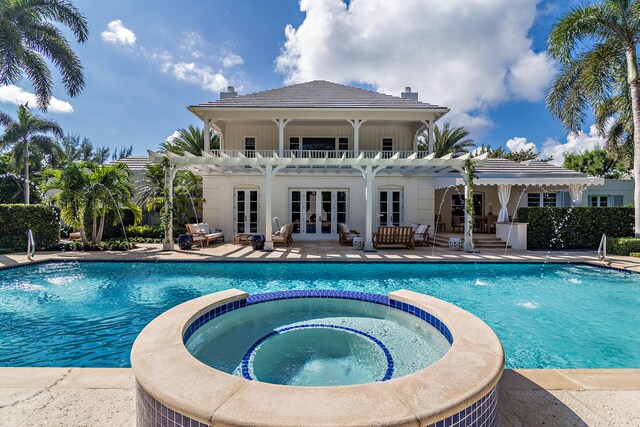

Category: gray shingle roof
[191, 80, 446, 110]
[115, 156, 151, 172]
[475, 159, 590, 177]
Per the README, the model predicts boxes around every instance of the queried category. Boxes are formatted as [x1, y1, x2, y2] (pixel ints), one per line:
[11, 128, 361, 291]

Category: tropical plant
[0, 0, 88, 109]
[0, 104, 63, 203]
[477, 145, 553, 162]
[137, 164, 165, 212]
[564, 148, 628, 178]
[419, 123, 475, 157]
[42, 161, 141, 244]
[159, 125, 220, 156]
[57, 133, 110, 165]
[547, 0, 640, 235]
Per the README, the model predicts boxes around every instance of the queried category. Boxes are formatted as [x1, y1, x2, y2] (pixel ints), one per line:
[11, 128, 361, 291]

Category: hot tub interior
[185, 296, 451, 386]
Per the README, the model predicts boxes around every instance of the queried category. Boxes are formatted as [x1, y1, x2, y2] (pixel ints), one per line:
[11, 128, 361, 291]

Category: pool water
[0, 261, 639, 368]
[185, 298, 450, 386]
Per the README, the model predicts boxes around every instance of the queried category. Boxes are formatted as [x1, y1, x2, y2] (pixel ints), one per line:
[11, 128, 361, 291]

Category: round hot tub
[132, 289, 504, 426]
[184, 295, 451, 387]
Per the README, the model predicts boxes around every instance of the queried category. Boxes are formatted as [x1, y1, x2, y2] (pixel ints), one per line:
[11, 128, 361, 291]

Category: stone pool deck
[1, 243, 640, 426]
[0, 368, 638, 426]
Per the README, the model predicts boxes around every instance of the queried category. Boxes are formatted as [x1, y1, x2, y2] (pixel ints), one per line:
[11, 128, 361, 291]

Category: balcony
[206, 150, 427, 159]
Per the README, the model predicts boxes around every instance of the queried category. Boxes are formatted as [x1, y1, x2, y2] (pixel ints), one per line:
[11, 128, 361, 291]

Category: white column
[348, 119, 366, 156]
[263, 164, 274, 251]
[364, 164, 375, 251]
[463, 172, 475, 253]
[204, 120, 211, 153]
[428, 119, 435, 155]
[273, 119, 291, 157]
[163, 165, 177, 251]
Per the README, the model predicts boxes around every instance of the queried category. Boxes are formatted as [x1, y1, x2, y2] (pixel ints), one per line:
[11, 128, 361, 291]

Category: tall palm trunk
[97, 212, 106, 244]
[627, 47, 640, 237]
[23, 140, 29, 204]
[92, 214, 98, 245]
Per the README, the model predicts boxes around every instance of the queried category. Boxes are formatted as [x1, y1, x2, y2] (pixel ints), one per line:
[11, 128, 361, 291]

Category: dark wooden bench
[372, 226, 414, 249]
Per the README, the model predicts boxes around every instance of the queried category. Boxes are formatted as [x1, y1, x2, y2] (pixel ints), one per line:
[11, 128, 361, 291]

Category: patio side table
[352, 236, 365, 250]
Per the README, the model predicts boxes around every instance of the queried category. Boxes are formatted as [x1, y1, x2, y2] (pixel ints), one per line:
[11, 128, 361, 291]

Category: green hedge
[125, 225, 164, 239]
[608, 237, 640, 256]
[60, 238, 137, 251]
[516, 207, 634, 250]
[0, 204, 60, 252]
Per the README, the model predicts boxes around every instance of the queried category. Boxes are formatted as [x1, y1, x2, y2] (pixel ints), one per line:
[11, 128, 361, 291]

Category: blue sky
[0, 0, 605, 164]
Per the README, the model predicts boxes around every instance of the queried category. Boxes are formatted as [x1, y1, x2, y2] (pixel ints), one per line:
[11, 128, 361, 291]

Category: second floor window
[244, 137, 256, 157]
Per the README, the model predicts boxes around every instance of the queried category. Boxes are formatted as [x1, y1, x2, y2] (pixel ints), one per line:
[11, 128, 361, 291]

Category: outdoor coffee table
[232, 234, 253, 245]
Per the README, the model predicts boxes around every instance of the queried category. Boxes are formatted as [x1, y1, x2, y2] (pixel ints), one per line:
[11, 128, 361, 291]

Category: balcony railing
[207, 150, 427, 159]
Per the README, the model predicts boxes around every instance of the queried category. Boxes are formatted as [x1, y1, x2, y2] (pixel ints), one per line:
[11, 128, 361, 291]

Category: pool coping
[130, 289, 505, 426]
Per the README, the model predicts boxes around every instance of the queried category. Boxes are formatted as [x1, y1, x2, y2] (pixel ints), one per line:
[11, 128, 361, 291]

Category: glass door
[379, 190, 403, 226]
[234, 189, 259, 233]
[290, 189, 348, 238]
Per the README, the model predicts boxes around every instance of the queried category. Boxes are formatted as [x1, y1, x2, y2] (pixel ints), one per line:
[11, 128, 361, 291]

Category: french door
[379, 190, 403, 226]
[234, 189, 259, 233]
[290, 190, 348, 238]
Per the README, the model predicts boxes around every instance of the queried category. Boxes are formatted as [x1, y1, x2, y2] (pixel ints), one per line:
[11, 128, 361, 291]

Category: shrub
[125, 225, 164, 239]
[59, 238, 137, 252]
[0, 204, 60, 252]
[516, 207, 634, 250]
[608, 238, 640, 256]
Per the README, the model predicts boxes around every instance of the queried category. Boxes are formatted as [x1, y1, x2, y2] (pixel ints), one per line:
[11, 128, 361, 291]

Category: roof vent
[401, 86, 418, 101]
[220, 85, 238, 100]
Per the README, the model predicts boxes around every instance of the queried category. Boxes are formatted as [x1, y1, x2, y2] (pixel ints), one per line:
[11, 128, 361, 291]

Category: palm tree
[0, 104, 63, 203]
[420, 123, 475, 157]
[160, 125, 220, 156]
[137, 164, 165, 213]
[0, 0, 88, 109]
[547, 1, 640, 236]
[42, 161, 141, 244]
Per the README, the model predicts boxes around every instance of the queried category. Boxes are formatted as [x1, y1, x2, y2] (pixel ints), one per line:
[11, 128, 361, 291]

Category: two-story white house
[153, 80, 605, 251]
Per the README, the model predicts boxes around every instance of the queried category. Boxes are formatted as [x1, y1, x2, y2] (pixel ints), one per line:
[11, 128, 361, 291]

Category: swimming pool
[0, 261, 638, 368]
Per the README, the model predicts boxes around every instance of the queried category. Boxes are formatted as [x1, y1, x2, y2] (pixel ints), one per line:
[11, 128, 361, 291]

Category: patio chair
[272, 223, 292, 247]
[413, 224, 431, 246]
[451, 216, 464, 233]
[435, 215, 446, 232]
[186, 223, 224, 247]
[487, 215, 497, 234]
[338, 223, 360, 246]
[372, 226, 414, 249]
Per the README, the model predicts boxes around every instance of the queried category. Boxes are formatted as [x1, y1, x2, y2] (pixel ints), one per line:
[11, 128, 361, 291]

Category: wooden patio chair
[413, 224, 431, 246]
[273, 223, 292, 247]
[338, 223, 360, 246]
[372, 226, 414, 249]
[186, 223, 224, 247]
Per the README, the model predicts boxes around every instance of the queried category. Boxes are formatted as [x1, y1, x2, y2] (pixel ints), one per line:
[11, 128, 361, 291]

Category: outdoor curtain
[568, 184, 585, 207]
[497, 184, 511, 223]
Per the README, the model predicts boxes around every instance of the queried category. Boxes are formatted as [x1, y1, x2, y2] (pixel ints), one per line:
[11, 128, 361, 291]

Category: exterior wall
[220, 122, 418, 152]
[581, 179, 633, 206]
[202, 174, 435, 240]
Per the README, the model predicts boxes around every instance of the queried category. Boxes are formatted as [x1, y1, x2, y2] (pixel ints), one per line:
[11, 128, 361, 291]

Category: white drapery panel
[497, 184, 511, 223]
[568, 184, 585, 207]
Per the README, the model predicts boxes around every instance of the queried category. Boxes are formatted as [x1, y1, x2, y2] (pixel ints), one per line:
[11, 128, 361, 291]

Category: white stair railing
[597, 234, 606, 261]
[27, 229, 35, 260]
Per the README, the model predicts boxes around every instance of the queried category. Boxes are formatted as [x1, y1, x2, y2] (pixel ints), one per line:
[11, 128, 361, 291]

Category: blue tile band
[182, 290, 454, 347]
[240, 323, 395, 382]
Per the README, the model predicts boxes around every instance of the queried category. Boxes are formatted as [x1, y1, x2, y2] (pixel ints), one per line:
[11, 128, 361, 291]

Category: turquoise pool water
[0, 261, 638, 368]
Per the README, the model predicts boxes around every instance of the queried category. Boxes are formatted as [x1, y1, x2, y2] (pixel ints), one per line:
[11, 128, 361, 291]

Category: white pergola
[150, 150, 489, 252]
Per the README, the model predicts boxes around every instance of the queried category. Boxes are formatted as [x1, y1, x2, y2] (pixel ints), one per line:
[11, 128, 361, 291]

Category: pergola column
[261, 163, 284, 251]
[205, 120, 212, 153]
[427, 119, 435, 154]
[348, 119, 366, 155]
[462, 170, 475, 253]
[273, 119, 292, 157]
[163, 165, 178, 251]
[357, 164, 382, 252]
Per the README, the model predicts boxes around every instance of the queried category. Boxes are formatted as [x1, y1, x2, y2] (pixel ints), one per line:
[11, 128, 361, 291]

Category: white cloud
[506, 137, 537, 153]
[101, 20, 136, 46]
[166, 130, 181, 144]
[0, 85, 73, 113]
[276, 0, 555, 132]
[540, 125, 606, 165]
[166, 62, 229, 92]
[180, 32, 205, 58]
[222, 54, 244, 68]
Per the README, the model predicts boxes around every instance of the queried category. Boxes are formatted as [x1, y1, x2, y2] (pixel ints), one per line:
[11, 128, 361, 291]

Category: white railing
[598, 234, 607, 261]
[207, 149, 427, 159]
[27, 229, 35, 260]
